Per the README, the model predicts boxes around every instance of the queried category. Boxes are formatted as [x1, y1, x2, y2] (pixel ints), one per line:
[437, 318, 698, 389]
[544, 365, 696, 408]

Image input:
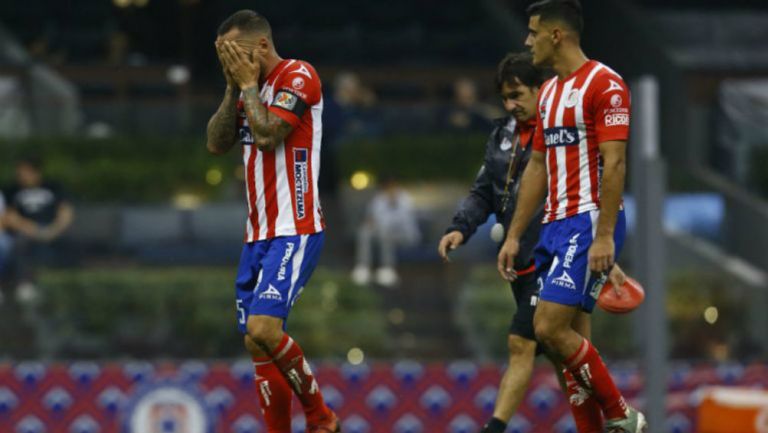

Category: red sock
[269, 334, 330, 425]
[253, 356, 293, 433]
[564, 369, 603, 433]
[565, 338, 627, 420]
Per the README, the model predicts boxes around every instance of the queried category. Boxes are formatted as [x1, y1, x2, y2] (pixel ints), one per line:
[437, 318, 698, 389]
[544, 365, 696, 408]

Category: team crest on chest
[564, 89, 580, 108]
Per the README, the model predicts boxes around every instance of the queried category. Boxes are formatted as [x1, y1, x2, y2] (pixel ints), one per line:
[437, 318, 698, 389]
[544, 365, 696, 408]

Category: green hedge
[0, 133, 488, 202]
[34, 266, 390, 360]
[338, 133, 488, 183]
[0, 136, 240, 202]
[457, 266, 635, 359]
[456, 266, 746, 360]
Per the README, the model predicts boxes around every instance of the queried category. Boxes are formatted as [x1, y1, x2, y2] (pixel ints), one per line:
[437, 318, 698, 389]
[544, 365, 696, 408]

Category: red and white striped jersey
[237, 59, 325, 242]
[532, 60, 631, 223]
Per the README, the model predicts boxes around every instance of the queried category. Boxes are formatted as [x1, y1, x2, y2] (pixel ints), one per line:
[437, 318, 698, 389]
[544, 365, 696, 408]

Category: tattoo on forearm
[241, 86, 293, 147]
[206, 88, 239, 153]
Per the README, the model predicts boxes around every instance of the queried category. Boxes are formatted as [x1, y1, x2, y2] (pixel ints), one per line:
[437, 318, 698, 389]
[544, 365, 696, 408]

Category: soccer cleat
[306, 410, 341, 433]
[604, 407, 648, 433]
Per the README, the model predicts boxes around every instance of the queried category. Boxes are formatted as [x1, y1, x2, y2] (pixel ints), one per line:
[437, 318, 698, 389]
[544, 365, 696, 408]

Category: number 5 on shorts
[236, 299, 246, 325]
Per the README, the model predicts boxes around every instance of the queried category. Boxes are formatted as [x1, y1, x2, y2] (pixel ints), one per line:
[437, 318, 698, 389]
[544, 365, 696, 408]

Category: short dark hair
[527, 0, 583, 36]
[496, 52, 547, 90]
[217, 10, 272, 38]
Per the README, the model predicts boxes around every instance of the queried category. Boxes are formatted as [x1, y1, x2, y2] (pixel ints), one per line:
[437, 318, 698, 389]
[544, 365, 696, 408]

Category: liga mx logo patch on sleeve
[273, 90, 298, 111]
[293, 149, 309, 220]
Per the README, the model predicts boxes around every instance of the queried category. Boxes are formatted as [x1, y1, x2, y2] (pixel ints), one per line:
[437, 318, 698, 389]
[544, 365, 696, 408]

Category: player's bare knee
[507, 334, 536, 358]
[533, 319, 562, 349]
[246, 316, 282, 348]
[243, 335, 269, 357]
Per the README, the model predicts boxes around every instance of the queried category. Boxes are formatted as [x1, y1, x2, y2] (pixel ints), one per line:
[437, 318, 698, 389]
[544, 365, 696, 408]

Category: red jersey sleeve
[590, 73, 631, 143]
[532, 85, 547, 152]
[268, 61, 322, 128]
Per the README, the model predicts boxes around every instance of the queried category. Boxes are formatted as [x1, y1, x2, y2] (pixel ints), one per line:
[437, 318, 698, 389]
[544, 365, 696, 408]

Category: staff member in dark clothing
[438, 53, 625, 433]
[2, 156, 74, 303]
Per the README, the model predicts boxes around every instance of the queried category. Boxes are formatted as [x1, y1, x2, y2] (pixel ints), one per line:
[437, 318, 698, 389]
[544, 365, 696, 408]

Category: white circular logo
[292, 77, 305, 90]
[611, 94, 622, 108]
[564, 89, 579, 108]
[126, 383, 210, 433]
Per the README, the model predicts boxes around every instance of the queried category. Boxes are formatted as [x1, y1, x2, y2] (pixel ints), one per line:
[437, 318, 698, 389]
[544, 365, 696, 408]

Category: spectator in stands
[2, 156, 74, 303]
[317, 71, 380, 200]
[351, 175, 421, 288]
[332, 71, 381, 137]
[442, 77, 502, 132]
[334, 71, 377, 110]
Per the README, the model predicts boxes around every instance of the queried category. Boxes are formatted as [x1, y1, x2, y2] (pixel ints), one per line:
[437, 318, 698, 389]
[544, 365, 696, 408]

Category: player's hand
[608, 263, 626, 297]
[215, 40, 237, 89]
[254, 135, 275, 152]
[588, 235, 614, 273]
[497, 238, 520, 282]
[437, 231, 464, 262]
[220, 41, 260, 90]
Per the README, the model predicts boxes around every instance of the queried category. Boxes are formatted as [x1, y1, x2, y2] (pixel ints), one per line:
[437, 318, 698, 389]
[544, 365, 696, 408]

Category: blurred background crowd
[0, 0, 767, 431]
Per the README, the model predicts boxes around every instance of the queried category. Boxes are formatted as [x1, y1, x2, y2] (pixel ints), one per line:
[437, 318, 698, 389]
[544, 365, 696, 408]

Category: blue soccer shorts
[234, 232, 324, 333]
[533, 209, 626, 313]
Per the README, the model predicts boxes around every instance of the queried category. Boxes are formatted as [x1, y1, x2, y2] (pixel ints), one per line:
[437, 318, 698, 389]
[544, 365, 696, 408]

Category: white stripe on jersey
[255, 148, 268, 240]
[311, 99, 324, 232]
[274, 145, 291, 234]
[541, 79, 559, 215]
[575, 64, 604, 214]
[244, 144, 255, 240]
[554, 78, 576, 221]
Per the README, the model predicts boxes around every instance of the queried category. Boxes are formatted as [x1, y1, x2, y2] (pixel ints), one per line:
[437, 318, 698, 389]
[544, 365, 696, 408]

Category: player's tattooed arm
[240, 86, 293, 152]
[206, 86, 240, 155]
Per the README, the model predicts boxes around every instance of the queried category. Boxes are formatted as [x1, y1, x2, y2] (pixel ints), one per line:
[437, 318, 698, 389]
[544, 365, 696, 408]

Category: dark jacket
[446, 116, 543, 270]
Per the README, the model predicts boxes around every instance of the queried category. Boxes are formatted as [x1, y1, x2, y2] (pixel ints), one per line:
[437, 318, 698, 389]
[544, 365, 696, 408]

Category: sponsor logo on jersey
[610, 94, 623, 108]
[500, 136, 512, 151]
[259, 284, 283, 301]
[294, 149, 309, 220]
[552, 270, 577, 290]
[603, 107, 629, 115]
[292, 77, 305, 90]
[273, 90, 298, 111]
[292, 64, 312, 78]
[277, 242, 295, 281]
[603, 79, 624, 94]
[544, 127, 579, 147]
[605, 113, 629, 126]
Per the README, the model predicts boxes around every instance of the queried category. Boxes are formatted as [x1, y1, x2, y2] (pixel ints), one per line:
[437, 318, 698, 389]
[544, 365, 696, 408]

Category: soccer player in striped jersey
[207, 10, 339, 433]
[497, 1, 647, 432]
